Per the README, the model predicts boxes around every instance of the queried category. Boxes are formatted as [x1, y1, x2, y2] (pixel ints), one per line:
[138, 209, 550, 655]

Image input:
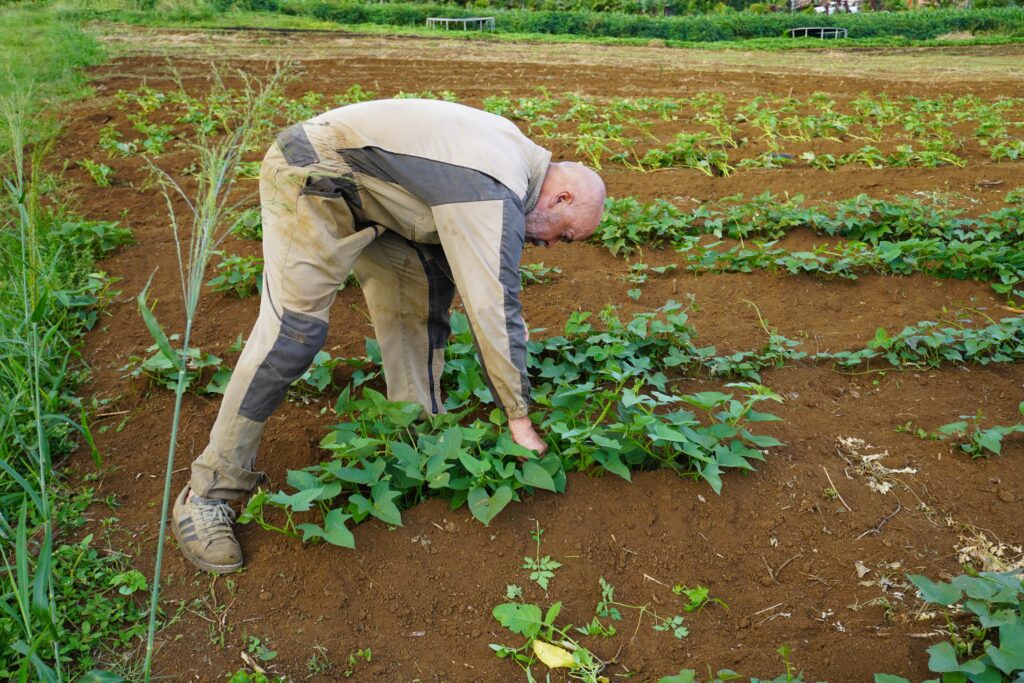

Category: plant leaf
[926, 641, 985, 674]
[532, 640, 574, 669]
[909, 575, 963, 606]
[519, 461, 557, 492]
[467, 485, 514, 526]
[492, 602, 542, 638]
[137, 278, 182, 370]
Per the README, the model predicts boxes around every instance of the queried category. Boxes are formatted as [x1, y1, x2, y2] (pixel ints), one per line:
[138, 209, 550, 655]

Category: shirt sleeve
[431, 198, 530, 419]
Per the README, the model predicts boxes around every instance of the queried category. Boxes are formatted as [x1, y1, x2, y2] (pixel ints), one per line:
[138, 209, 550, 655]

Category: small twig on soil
[240, 651, 266, 675]
[855, 503, 902, 540]
[752, 602, 784, 616]
[642, 573, 669, 588]
[822, 466, 853, 512]
[760, 554, 775, 580]
[800, 571, 830, 587]
[95, 410, 130, 418]
[774, 553, 802, 580]
[756, 610, 791, 626]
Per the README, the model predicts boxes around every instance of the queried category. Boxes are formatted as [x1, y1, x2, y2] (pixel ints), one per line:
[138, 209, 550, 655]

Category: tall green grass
[0, 4, 147, 681]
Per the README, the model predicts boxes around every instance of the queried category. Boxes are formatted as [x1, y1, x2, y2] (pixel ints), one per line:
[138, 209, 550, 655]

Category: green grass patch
[0, 2, 102, 113]
[0, 3, 148, 680]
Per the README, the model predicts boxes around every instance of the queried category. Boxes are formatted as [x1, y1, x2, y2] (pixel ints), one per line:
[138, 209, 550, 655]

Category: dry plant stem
[141, 64, 288, 682]
[822, 465, 853, 512]
[855, 503, 902, 540]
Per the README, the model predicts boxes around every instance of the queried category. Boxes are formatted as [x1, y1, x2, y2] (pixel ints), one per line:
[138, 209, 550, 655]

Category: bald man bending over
[172, 99, 606, 573]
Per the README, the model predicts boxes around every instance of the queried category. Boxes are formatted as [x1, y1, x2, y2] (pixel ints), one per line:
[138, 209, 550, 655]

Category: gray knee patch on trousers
[238, 309, 328, 422]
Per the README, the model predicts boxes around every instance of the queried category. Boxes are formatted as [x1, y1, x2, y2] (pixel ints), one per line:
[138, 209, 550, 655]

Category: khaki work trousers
[189, 142, 455, 501]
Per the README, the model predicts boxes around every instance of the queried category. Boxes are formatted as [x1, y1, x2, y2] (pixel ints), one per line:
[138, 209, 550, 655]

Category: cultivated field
[61, 27, 1024, 681]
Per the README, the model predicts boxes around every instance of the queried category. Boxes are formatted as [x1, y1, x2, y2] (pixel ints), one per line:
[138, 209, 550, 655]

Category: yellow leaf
[532, 639, 575, 669]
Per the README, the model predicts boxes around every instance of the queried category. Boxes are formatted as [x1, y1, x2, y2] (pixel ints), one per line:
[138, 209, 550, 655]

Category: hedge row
[282, 2, 1024, 40]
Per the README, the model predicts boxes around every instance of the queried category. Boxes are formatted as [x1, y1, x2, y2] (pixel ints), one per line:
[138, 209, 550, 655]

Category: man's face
[524, 207, 570, 248]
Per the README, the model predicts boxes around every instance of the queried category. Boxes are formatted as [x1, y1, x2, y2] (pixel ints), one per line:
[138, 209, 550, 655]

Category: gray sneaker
[172, 486, 243, 573]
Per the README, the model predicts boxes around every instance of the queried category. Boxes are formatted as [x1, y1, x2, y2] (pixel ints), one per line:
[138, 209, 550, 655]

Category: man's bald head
[525, 162, 606, 248]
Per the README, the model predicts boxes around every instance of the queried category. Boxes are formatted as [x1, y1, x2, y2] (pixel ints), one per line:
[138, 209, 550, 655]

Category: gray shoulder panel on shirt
[277, 124, 320, 167]
[498, 200, 530, 404]
[337, 146, 523, 210]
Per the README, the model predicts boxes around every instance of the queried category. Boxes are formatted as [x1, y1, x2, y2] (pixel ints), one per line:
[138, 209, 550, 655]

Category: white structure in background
[790, 0, 862, 11]
[816, 0, 861, 12]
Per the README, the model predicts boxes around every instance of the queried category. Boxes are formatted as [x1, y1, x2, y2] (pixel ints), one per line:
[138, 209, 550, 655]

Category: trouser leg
[352, 232, 456, 415]
[190, 146, 378, 501]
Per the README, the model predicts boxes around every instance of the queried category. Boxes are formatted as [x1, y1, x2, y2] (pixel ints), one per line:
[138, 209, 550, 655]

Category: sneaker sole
[171, 515, 243, 575]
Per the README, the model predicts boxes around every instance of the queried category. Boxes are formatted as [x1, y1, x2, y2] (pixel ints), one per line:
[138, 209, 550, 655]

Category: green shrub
[285, 2, 1024, 42]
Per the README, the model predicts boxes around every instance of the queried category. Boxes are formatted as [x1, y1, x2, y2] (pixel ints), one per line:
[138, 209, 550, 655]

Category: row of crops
[96, 86, 1024, 185]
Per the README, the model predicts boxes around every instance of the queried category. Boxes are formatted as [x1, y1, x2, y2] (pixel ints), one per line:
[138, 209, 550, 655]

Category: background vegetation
[0, 4, 147, 680]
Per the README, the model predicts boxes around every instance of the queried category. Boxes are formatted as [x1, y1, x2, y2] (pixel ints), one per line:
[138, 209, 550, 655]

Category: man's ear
[555, 190, 573, 205]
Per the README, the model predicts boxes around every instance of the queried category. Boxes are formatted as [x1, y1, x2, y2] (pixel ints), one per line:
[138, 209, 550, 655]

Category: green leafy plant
[597, 578, 689, 639]
[491, 578, 689, 682]
[228, 207, 262, 240]
[520, 262, 562, 286]
[98, 124, 136, 157]
[522, 522, 561, 592]
[206, 252, 263, 298]
[343, 647, 371, 678]
[930, 402, 1024, 458]
[239, 303, 786, 547]
[246, 635, 277, 662]
[77, 158, 114, 187]
[673, 584, 729, 613]
[123, 337, 223, 391]
[491, 600, 607, 682]
[876, 572, 1024, 683]
[989, 139, 1024, 161]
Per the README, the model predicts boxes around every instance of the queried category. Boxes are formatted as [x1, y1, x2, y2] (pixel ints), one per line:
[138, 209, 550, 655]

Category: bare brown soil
[60, 29, 1024, 682]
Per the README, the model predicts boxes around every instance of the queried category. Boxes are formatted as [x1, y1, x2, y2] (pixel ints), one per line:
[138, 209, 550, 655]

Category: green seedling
[78, 158, 114, 187]
[624, 262, 677, 284]
[207, 252, 263, 298]
[931, 402, 1024, 458]
[229, 207, 263, 240]
[520, 262, 562, 286]
[98, 124, 137, 157]
[246, 635, 278, 662]
[123, 336, 223, 392]
[130, 115, 176, 155]
[344, 648, 371, 678]
[597, 578, 689, 639]
[307, 644, 333, 675]
[672, 584, 728, 613]
[522, 522, 561, 592]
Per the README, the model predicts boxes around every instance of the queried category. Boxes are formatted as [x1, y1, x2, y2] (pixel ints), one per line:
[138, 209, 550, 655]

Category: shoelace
[192, 500, 237, 543]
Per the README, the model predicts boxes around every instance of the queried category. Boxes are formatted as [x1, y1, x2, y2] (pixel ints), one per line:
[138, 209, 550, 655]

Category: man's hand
[508, 416, 548, 457]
